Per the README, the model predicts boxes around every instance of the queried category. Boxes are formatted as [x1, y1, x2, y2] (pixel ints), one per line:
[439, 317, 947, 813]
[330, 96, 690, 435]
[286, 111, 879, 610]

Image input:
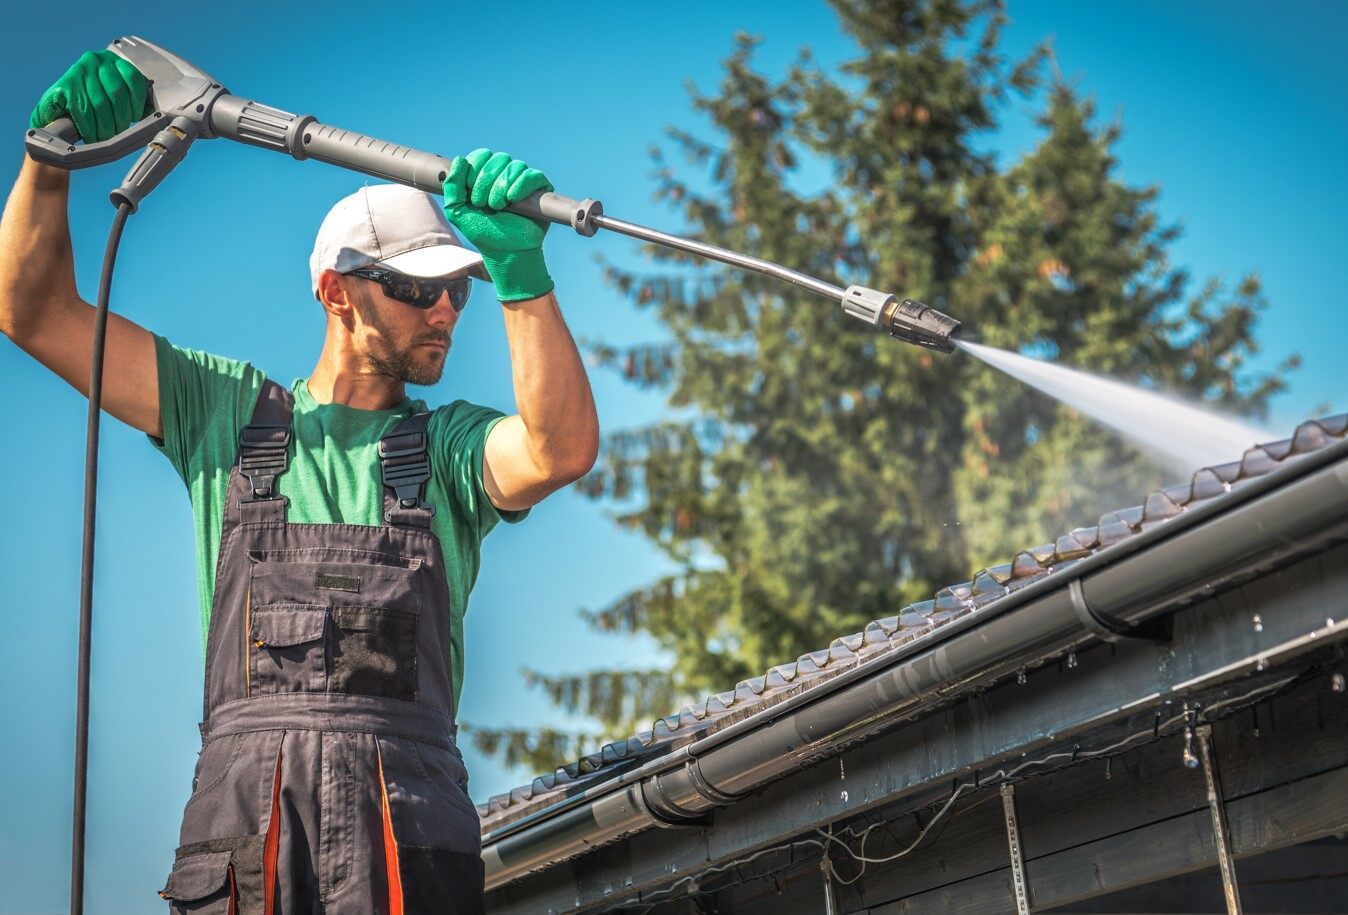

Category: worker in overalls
[2, 51, 599, 912]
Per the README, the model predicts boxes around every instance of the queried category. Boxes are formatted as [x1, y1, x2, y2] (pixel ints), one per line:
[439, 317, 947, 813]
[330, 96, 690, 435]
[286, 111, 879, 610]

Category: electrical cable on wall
[617, 673, 1298, 911]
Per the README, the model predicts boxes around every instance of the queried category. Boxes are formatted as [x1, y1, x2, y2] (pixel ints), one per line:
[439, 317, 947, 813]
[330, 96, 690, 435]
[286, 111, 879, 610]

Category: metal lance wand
[28, 35, 963, 353]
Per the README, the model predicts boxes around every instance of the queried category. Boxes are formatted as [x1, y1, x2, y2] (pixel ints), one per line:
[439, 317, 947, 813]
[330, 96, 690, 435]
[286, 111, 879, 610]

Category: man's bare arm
[483, 290, 599, 512]
[0, 156, 161, 438]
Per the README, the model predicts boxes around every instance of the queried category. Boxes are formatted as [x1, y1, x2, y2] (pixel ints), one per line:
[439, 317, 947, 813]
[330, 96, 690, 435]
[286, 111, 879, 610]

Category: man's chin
[405, 348, 449, 386]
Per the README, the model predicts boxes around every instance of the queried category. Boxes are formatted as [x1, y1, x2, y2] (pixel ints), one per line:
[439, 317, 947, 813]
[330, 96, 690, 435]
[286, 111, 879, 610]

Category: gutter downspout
[484, 440, 1348, 891]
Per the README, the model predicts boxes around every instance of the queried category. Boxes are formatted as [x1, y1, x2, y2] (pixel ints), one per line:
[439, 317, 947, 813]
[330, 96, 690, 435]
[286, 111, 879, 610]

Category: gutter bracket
[1069, 578, 1172, 644]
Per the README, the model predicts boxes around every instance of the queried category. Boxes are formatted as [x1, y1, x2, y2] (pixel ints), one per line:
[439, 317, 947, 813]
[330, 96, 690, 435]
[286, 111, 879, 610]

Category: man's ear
[316, 269, 355, 317]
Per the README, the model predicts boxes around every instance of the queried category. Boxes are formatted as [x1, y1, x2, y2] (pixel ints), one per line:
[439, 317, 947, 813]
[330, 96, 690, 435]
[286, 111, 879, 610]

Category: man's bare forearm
[0, 155, 163, 436]
[0, 156, 80, 341]
[500, 291, 599, 482]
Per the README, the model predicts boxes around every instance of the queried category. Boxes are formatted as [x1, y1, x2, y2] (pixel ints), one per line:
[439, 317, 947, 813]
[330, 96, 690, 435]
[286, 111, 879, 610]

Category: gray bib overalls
[158, 381, 484, 913]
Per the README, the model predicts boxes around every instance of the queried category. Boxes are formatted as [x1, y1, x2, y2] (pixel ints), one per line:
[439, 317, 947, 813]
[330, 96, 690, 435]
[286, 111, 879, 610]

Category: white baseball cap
[309, 183, 487, 298]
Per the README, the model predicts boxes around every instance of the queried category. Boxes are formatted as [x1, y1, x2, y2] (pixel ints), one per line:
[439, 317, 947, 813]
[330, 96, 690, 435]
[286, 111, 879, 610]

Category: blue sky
[1, 1, 1344, 911]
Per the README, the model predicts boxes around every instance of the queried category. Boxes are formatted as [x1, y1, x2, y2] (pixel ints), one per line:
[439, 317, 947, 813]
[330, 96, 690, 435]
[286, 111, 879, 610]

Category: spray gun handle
[27, 114, 170, 170]
[25, 37, 226, 172]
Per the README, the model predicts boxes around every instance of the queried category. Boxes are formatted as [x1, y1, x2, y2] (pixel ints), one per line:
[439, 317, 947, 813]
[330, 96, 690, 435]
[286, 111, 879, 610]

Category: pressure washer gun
[26, 36, 961, 352]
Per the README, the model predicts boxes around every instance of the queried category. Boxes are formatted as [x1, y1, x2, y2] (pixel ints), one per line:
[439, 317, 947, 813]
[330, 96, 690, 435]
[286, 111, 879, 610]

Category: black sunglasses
[346, 266, 472, 311]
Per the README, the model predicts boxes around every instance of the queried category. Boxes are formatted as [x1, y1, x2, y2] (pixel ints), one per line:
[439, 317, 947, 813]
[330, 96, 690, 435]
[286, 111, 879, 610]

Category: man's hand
[30, 50, 150, 143]
[441, 149, 555, 303]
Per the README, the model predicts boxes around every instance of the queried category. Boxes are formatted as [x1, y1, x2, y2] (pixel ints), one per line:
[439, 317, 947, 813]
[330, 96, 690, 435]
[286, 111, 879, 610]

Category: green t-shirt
[148, 333, 526, 714]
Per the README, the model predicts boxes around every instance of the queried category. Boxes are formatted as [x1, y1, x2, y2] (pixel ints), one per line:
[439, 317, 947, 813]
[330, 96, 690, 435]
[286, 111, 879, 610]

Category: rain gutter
[483, 437, 1348, 891]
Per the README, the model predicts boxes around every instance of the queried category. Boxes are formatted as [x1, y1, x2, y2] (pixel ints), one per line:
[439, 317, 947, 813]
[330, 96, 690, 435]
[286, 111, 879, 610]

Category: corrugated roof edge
[476, 414, 1348, 829]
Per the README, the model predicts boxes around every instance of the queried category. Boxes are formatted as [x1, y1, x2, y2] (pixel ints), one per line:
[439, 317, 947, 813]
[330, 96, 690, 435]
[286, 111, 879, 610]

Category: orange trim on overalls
[262, 746, 282, 914]
[377, 746, 405, 915]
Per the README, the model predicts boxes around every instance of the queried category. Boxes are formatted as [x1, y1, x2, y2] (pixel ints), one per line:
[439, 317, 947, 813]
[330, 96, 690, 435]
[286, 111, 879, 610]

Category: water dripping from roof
[953, 339, 1274, 475]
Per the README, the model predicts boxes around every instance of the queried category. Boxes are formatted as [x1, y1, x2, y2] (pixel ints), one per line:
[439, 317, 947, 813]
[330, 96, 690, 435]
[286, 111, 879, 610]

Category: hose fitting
[841, 285, 961, 354]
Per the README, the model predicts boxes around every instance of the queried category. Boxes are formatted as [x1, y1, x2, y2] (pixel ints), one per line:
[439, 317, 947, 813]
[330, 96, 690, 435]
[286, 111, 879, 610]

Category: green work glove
[30, 50, 150, 143]
[442, 148, 554, 302]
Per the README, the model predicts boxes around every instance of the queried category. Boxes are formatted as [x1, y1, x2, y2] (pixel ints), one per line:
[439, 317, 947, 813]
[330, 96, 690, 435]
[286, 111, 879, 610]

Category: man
[2, 50, 598, 912]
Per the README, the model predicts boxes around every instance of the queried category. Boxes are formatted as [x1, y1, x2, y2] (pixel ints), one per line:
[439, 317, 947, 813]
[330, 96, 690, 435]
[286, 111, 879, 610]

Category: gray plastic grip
[294, 121, 453, 194]
[208, 95, 310, 153]
[509, 192, 604, 237]
[109, 116, 198, 213]
[298, 121, 605, 235]
[45, 118, 81, 145]
[214, 104, 607, 236]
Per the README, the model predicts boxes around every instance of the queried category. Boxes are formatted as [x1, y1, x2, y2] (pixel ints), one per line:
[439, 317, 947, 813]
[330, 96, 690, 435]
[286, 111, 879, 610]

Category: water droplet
[1332, 673, 1346, 693]
[1067, 652, 1078, 669]
[840, 790, 849, 803]
[1252, 614, 1263, 633]
[1181, 727, 1199, 768]
[1255, 657, 1268, 672]
[1017, 670, 1027, 685]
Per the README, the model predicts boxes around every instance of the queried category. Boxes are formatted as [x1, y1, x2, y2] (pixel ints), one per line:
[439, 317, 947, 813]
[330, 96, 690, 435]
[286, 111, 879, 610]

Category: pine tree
[466, 0, 1293, 776]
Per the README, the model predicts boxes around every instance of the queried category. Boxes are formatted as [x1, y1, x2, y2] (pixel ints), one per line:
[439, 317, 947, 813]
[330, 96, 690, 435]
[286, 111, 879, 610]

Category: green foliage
[468, 0, 1293, 782]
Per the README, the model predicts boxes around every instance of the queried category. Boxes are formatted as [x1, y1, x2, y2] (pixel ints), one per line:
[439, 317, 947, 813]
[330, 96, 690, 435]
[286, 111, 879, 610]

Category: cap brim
[378, 244, 488, 281]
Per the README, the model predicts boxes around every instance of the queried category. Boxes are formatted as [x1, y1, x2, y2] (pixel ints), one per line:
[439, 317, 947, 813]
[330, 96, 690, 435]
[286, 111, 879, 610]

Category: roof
[476, 413, 1348, 833]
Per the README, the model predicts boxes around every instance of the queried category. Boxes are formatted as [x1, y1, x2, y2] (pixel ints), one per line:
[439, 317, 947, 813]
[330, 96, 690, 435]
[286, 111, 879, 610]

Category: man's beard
[358, 294, 451, 386]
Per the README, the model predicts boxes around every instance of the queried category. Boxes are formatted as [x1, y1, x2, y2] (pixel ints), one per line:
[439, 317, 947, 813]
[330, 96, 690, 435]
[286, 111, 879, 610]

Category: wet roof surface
[477, 414, 1348, 831]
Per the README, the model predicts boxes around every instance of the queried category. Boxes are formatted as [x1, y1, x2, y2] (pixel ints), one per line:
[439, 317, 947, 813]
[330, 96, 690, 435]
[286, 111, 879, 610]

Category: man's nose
[426, 290, 459, 327]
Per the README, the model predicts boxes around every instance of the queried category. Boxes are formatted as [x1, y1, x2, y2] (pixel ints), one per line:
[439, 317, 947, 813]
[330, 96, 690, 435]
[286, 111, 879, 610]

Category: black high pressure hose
[70, 200, 133, 915]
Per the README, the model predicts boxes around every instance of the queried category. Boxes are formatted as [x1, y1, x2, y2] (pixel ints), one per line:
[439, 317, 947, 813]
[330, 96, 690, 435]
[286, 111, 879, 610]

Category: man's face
[345, 275, 463, 386]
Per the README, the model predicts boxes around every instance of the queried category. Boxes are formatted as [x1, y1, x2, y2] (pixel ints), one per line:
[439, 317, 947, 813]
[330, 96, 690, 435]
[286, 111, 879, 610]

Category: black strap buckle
[379, 429, 435, 520]
[238, 423, 291, 503]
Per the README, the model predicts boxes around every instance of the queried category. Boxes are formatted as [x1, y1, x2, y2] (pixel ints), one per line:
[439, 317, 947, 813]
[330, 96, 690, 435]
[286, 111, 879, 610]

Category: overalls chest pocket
[247, 560, 422, 701]
[249, 608, 326, 693]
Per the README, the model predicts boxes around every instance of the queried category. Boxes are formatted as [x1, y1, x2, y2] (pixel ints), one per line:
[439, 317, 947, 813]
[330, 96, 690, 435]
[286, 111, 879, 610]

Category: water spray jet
[954, 338, 1275, 474]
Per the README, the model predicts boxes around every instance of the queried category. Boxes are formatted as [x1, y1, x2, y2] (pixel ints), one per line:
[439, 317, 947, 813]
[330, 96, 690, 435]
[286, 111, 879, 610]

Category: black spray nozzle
[841, 286, 961, 354]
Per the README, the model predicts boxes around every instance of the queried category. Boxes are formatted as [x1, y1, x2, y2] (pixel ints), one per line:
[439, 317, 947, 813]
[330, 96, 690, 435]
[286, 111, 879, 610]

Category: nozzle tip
[884, 298, 961, 354]
[839, 285, 961, 353]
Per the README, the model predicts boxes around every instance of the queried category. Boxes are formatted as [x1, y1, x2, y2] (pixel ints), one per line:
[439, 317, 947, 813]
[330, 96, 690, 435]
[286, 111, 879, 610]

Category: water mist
[955, 340, 1274, 475]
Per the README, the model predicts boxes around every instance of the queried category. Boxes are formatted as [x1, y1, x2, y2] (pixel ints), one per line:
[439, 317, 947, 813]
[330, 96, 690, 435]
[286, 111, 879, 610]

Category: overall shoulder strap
[230, 379, 294, 524]
[379, 411, 435, 529]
